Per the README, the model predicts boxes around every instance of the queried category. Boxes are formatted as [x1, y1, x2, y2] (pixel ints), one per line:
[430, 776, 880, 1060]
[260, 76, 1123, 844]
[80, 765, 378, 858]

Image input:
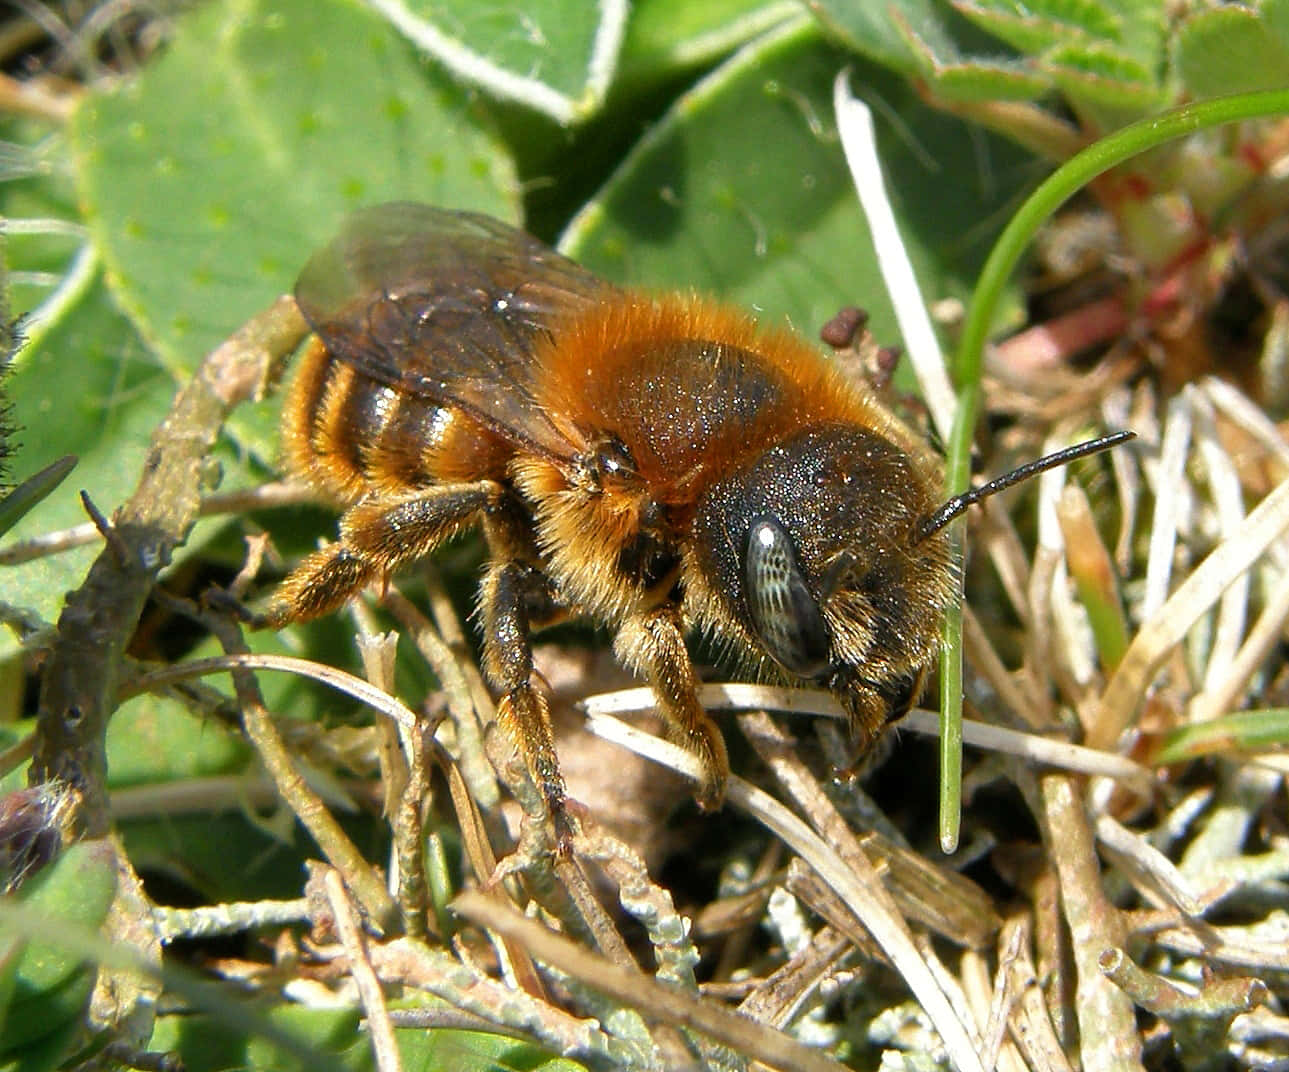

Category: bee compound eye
[745, 516, 833, 679]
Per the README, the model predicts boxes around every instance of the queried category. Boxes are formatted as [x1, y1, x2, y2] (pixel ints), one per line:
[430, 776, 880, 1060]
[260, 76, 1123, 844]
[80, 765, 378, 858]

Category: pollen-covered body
[269, 203, 955, 840]
[514, 295, 940, 627]
[281, 289, 948, 668]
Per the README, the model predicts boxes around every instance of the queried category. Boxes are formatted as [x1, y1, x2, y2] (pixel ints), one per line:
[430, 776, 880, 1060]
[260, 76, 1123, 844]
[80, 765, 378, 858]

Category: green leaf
[1043, 40, 1165, 123]
[564, 20, 1035, 366]
[364, 0, 628, 124]
[0, 840, 116, 1054]
[69, 0, 518, 463]
[806, 0, 944, 73]
[1265, 0, 1289, 47]
[395, 1026, 586, 1072]
[921, 56, 1052, 102]
[0, 271, 177, 642]
[618, 0, 803, 90]
[111, 628, 391, 904]
[147, 1005, 360, 1072]
[148, 1006, 584, 1071]
[953, 0, 1121, 54]
[1109, 0, 1170, 71]
[0, 970, 93, 1063]
[5, 840, 116, 987]
[899, 17, 1051, 102]
[107, 693, 250, 790]
[0, 456, 76, 542]
[121, 810, 330, 905]
[0, 133, 83, 329]
[1153, 708, 1289, 765]
[1174, 4, 1289, 100]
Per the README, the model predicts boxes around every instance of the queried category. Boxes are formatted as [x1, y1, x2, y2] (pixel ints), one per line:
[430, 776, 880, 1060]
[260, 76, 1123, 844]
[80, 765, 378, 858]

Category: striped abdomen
[280, 337, 514, 504]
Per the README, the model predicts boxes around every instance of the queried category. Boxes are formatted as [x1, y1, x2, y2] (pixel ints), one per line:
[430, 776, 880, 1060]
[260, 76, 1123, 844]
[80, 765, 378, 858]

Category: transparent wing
[294, 202, 613, 461]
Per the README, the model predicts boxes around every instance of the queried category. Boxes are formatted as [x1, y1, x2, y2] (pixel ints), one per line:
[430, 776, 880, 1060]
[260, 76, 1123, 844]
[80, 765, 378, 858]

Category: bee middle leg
[265, 480, 502, 626]
[478, 557, 575, 848]
[614, 605, 730, 810]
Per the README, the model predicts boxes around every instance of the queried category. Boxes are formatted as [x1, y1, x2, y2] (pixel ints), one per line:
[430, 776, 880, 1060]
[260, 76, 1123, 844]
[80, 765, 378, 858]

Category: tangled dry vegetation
[11, 253, 1289, 1071]
[5, 8, 1289, 1067]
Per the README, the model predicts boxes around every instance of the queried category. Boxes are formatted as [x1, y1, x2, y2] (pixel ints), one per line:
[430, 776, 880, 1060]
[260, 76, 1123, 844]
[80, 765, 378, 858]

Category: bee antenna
[914, 430, 1136, 544]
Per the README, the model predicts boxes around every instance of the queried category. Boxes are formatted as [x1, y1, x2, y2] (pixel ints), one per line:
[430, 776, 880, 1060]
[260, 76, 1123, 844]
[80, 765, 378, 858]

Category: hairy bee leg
[614, 606, 730, 810]
[265, 480, 501, 626]
[479, 559, 574, 849]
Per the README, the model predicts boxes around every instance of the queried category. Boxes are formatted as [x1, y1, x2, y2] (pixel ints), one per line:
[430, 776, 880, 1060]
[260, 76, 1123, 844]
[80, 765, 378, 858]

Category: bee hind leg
[614, 606, 730, 811]
[263, 480, 501, 626]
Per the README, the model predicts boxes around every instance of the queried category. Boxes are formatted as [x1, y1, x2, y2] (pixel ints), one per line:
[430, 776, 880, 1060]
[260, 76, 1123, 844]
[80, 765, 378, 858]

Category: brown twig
[350, 614, 428, 939]
[31, 295, 305, 835]
[1037, 772, 1144, 1070]
[452, 888, 849, 1072]
[997, 914, 1075, 1072]
[372, 936, 631, 1063]
[737, 921, 852, 1028]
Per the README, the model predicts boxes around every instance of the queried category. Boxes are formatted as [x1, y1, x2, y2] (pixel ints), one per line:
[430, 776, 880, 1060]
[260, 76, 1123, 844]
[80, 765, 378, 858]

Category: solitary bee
[267, 203, 1127, 842]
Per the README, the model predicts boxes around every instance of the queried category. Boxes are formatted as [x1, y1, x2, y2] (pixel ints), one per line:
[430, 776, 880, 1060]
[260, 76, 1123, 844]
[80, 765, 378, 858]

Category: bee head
[690, 423, 954, 740]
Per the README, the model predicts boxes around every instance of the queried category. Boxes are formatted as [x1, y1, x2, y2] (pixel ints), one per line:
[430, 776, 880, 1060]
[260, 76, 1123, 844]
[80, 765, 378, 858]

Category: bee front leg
[264, 480, 501, 626]
[478, 558, 574, 849]
[614, 606, 730, 811]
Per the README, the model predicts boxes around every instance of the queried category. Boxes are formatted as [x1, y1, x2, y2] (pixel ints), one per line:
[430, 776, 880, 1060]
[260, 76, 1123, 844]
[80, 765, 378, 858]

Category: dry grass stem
[741, 710, 987, 1071]
[588, 709, 987, 1070]
[1188, 573, 1289, 722]
[978, 498, 1035, 626]
[1141, 391, 1193, 621]
[1191, 390, 1251, 693]
[1095, 473, 1289, 750]
[380, 588, 500, 812]
[1100, 388, 1140, 571]
[1147, 923, 1289, 972]
[202, 615, 398, 932]
[323, 868, 401, 1072]
[1029, 866, 1077, 1057]
[552, 852, 637, 970]
[782, 858, 882, 961]
[121, 652, 418, 731]
[962, 606, 1052, 730]
[1093, 814, 1204, 916]
[1203, 376, 1289, 468]
[348, 614, 430, 937]
[351, 618, 409, 814]
[582, 685, 1154, 790]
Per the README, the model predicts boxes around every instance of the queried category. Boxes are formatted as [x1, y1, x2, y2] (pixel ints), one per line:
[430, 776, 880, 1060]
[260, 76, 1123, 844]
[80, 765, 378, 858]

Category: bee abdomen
[281, 339, 441, 502]
[281, 339, 515, 505]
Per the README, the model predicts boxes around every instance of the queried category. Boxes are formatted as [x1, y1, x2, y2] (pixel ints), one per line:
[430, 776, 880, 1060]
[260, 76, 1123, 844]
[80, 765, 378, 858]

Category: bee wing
[294, 202, 613, 462]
